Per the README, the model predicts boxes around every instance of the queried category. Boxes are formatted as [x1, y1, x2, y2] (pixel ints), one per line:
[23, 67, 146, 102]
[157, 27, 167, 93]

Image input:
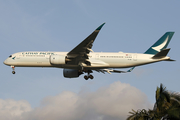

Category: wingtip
[127, 67, 135, 72]
[96, 23, 105, 30]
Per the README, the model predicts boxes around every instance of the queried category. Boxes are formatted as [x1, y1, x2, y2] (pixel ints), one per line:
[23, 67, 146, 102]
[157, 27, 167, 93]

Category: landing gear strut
[11, 66, 15, 74]
[84, 70, 94, 80]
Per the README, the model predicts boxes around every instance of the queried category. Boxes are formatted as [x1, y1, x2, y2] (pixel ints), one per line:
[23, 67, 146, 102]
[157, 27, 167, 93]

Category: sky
[0, 0, 180, 120]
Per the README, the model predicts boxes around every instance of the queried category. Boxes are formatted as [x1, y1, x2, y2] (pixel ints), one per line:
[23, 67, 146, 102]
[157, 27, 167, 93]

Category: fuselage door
[133, 54, 137, 61]
[95, 54, 99, 59]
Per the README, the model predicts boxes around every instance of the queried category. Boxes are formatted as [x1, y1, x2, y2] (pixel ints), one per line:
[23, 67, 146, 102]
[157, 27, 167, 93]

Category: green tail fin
[144, 32, 174, 54]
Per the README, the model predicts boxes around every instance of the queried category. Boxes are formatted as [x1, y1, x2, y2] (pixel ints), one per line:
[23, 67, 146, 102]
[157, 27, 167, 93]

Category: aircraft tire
[12, 71, 15, 74]
[89, 75, 94, 79]
[84, 75, 88, 80]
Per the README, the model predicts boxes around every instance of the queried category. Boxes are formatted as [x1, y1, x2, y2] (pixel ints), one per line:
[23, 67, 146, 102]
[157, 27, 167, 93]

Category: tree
[127, 83, 180, 120]
[127, 109, 153, 120]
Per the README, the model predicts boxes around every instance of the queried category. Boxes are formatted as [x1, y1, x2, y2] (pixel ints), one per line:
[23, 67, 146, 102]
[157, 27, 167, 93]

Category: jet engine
[63, 69, 82, 78]
[50, 55, 66, 65]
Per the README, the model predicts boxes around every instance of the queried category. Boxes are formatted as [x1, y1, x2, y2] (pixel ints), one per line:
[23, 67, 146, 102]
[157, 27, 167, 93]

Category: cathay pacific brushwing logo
[152, 36, 169, 52]
[12, 56, 16, 60]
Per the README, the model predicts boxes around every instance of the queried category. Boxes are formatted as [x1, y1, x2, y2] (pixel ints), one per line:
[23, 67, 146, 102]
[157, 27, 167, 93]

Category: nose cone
[3, 60, 7, 65]
[3, 59, 9, 65]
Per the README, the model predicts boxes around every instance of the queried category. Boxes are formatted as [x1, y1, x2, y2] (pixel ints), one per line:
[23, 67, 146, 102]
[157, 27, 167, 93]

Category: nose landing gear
[11, 66, 15, 74]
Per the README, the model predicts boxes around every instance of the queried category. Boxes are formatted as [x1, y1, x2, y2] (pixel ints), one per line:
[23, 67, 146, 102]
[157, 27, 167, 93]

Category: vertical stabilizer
[144, 32, 174, 54]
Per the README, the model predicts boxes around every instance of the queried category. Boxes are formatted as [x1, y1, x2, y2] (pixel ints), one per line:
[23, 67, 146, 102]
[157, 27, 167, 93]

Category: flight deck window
[9, 55, 12, 58]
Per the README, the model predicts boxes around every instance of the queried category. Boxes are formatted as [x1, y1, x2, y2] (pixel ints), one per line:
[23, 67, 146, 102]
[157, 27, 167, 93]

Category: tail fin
[130, 32, 174, 72]
[144, 32, 174, 54]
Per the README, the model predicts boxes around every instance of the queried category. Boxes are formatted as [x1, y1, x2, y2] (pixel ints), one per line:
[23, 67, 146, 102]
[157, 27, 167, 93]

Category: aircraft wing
[67, 23, 105, 65]
[95, 67, 135, 74]
[95, 69, 127, 74]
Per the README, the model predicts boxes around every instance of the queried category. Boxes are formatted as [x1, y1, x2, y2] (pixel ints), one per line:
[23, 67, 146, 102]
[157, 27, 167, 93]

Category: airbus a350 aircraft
[4, 23, 175, 80]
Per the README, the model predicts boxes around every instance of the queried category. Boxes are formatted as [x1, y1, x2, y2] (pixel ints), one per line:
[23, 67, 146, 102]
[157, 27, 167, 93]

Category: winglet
[67, 23, 105, 55]
[127, 67, 135, 72]
[96, 23, 105, 31]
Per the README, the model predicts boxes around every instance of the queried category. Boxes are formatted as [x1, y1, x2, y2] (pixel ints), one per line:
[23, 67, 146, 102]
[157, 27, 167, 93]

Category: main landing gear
[84, 74, 94, 80]
[84, 70, 94, 80]
[11, 66, 15, 74]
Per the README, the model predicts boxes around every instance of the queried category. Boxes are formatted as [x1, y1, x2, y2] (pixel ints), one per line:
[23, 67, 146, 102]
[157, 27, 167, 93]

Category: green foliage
[127, 109, 153, 120]
[127, 83, 180, 120]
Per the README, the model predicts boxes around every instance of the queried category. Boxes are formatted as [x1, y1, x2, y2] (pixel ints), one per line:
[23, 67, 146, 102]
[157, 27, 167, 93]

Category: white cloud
[24, 81, 151, 120]
[0, 99, 32, 120]
[0, 81, 152, 120]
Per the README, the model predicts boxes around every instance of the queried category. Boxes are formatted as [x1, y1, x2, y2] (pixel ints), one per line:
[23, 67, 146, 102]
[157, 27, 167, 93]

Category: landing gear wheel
[84, 70, 94, 80]
[12, 71, 15, 74]
[89, 75, 94, 79]
[11, 66, 15, 74]
[84, 75, 88, 80]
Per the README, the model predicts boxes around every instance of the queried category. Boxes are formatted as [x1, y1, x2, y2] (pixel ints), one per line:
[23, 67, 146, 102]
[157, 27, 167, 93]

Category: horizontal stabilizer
[152, 48, 170, 59]
[164, 59, 176, 61]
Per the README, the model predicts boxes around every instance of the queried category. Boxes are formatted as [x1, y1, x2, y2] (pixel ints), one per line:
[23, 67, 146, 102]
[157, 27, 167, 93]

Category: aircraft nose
[3, 59, 8, 65]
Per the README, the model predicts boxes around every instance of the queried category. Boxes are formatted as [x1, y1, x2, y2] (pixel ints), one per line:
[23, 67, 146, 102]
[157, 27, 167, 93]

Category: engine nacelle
[50, 55, 66, 65]
[63, 69, 81, 78]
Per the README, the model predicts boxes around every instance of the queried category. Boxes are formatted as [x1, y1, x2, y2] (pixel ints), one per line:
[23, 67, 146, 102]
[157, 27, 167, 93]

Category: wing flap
[95, 67, 135, 74]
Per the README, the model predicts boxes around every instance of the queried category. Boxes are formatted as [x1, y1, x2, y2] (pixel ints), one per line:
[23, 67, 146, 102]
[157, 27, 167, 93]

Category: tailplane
[131, 32, 175, 72]
[152, 48, 170, 59]
[144, 32, 174, 54]
[152, 48, 175, 61]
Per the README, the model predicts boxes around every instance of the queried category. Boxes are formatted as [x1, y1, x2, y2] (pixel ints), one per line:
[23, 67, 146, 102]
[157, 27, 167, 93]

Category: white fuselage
[3, 51, 170, 69]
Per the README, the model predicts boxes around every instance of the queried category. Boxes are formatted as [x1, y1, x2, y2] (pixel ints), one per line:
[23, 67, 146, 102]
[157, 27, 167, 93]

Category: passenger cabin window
[9, 55, 12, 58]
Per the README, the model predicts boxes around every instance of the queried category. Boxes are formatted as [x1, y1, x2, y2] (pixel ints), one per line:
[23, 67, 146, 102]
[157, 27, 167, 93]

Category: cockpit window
[9, 55, 12, 58]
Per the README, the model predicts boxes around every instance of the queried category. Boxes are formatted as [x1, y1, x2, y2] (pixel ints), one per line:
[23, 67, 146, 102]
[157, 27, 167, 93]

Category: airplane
[3, 23, 175, 80]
